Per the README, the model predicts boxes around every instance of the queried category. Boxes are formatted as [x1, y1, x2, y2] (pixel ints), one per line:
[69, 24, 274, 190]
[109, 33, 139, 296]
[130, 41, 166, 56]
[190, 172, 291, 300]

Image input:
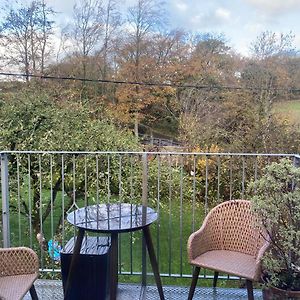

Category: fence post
[142, 153, 148, 287]
[1, 153, 10, 247]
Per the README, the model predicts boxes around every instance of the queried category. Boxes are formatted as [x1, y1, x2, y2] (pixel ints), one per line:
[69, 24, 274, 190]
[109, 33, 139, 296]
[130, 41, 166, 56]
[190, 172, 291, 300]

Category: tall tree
[124, 0, 166, 137]
[243, 31, 297, 150]
[0, 0, 55, 79]
[100, 0, 121, 81]
[113, 30, 186, 135]
[68, 0, 104, 80]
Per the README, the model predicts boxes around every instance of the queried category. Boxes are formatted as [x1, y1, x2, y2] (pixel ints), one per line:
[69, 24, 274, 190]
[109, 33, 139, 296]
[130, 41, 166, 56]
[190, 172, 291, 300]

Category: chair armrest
[253, 239, 271, 281]
[0, 247, 39, 277]
[187, 224, 213, 262]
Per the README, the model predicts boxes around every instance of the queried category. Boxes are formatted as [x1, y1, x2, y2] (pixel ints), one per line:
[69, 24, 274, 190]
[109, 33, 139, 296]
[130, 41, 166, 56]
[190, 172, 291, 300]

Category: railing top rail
[0, 150, 298, 157]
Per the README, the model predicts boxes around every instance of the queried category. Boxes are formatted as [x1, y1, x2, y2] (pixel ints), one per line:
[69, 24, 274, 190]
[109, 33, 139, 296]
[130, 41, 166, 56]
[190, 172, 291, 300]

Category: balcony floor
[24, 279, 263, 299]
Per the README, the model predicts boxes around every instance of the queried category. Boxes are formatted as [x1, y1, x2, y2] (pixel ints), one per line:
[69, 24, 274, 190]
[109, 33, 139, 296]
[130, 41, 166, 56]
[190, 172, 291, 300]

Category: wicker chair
[187, 200, 270, 300]
[0, 247, 39, 300]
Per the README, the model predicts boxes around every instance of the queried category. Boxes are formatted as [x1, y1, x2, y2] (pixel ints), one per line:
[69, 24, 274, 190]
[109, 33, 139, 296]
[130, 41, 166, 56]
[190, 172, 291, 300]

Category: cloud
[245, 0, 300, 15]
[175, 1, 188, 12]
[215, 8, 231, 21]
[191, 7, 232, 28]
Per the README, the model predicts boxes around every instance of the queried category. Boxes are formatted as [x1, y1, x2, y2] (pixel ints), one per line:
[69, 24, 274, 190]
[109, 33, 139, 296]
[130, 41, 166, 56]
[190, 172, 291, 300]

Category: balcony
[24, 280, 264, 299]
[1, 151, 298, 299]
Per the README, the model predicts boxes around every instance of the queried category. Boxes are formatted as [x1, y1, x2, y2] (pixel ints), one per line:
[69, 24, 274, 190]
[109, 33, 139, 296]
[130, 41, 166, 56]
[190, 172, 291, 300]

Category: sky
[44, 0, 300, 56]
[11, 0, 300, 56]
[167, 0, 300, 55]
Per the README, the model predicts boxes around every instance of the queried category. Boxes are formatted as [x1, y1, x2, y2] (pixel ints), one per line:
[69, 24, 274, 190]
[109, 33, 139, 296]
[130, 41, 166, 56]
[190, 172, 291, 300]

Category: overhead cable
[0, 71, 300, 92]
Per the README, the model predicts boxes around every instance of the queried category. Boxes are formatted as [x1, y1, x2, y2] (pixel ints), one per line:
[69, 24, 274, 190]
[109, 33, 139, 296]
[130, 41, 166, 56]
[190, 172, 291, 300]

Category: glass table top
[67, 203, 158, 233]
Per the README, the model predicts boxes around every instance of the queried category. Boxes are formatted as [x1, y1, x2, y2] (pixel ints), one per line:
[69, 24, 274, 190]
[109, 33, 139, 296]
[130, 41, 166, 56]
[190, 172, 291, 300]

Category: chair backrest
[203, 200, 266, 256]
[0, 247, 39, 277]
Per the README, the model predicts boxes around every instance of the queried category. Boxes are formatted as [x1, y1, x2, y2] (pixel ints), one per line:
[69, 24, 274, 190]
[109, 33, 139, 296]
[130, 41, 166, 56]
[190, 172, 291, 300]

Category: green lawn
[274, 100, 300, 126]
[9, 194, 244, 288]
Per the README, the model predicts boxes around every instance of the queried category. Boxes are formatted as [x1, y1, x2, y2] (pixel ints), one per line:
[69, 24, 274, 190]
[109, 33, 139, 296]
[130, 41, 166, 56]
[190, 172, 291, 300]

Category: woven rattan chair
[187, 200, 270, 300]
[0, 247, 39, 300]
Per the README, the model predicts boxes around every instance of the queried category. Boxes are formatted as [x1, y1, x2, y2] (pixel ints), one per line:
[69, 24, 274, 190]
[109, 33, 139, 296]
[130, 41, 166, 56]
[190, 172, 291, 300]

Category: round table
[65, 203, 165, 300]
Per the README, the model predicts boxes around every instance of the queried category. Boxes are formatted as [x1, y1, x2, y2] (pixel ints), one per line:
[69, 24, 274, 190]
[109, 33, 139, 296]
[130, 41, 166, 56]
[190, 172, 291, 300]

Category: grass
[274, 99, 300, 126]
[7, 159, 252, 288]
[8, 191, 243, 288]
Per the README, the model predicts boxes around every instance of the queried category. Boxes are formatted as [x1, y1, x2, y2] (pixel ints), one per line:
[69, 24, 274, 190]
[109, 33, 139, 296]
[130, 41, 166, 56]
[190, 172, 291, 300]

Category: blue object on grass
[48, 239, 61, 261]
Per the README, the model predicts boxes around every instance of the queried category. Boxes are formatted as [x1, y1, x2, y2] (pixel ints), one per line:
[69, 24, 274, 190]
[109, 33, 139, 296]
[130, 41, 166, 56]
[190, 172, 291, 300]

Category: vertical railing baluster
[142, 153, 148, 207]
[1, 153, 10, 248]
[28, 154, 32, 248]
[156, 153, 161, 269]
[84, 154, 88, 252]
[192, 155, 196, 233]
[130, 154, 134, 275]
[38, 154, 44, 270]
[72, 155, 76, 237]
[205, 155, 208, 216]
[292, 155, 300, 191]
[61, 155, 65, 247]
[17, 155, 21, 245]
[179, 154, 183, 277]
[168, 154, 172, 276]
[96, 155, 99, 231]
[84, 155, 88, 208]
[96, 155, 99, 206]
[50, 154, 54, 275]
[72, 155, 76, 207]
[254, 156, 258, 194]
[203, 155, 209, 280]
[141, 153, 148, 286]
[118, 154, 122, 275]
[107, 155, 111, 204]
[242, 156, 245, 199]
[217, 155, 221, 203]
[229, 156, 233, 200]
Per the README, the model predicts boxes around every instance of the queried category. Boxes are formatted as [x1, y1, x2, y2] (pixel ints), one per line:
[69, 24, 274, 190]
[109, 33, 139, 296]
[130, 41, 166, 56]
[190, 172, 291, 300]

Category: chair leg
[188, 266, 200, 300]
[246, 280, 254, 300]
[29, 285, 38, 300]
[213, 271, 219, 288]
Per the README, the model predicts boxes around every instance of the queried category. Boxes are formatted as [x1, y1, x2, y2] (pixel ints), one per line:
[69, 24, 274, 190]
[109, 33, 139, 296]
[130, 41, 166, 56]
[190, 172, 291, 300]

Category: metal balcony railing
[1, 151, 299, 282]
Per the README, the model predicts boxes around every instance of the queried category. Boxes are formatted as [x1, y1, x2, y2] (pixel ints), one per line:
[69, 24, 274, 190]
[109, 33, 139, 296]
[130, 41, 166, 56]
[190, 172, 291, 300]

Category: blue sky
[47, 0, 300, 56]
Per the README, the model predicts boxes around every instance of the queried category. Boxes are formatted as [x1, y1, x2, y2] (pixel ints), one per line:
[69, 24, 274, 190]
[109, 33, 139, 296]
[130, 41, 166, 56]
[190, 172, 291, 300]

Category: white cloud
[215, 8, 231, 21]
[246, 0, 300, 15]
[175, 1, 188, 12]
[190, 7, 232, 29]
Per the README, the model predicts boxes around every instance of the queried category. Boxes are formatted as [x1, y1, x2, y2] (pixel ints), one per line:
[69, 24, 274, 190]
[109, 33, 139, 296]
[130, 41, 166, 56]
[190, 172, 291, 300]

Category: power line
[0, 71, 300, 92]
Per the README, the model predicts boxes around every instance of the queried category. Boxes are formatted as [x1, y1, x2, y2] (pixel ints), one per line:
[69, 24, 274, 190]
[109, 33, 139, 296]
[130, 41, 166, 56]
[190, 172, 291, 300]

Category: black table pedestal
[65, 203, 165, 300]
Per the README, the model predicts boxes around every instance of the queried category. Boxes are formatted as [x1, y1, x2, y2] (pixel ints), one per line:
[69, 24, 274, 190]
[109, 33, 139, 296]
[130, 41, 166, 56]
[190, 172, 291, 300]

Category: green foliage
[249, 159, 300, 291]
[0, 87, 139, 152]
[0, 86, 141, 234]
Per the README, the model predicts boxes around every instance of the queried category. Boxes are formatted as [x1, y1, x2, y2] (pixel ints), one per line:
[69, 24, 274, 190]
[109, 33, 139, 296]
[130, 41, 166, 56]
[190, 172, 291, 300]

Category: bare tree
[0, 0, 55, 79]
[68, 0, 104, 80]
[101, 0, 121, 80]
[250, 31, 295, 60]
[39, 0, 55, 74]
